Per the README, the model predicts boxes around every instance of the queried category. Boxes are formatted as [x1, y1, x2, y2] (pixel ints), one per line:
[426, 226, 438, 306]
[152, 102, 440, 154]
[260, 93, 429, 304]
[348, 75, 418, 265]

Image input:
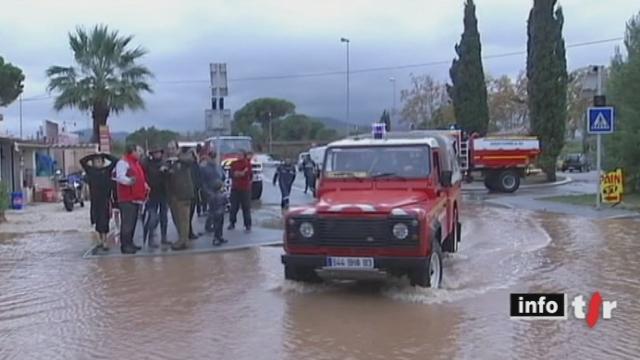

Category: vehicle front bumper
[281, 254, 428, 278]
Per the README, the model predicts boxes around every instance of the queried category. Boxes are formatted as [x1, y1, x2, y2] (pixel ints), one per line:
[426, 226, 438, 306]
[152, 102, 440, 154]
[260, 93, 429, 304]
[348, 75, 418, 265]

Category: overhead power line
[18, 36, 624, 96]
[157, 36, 624, 84]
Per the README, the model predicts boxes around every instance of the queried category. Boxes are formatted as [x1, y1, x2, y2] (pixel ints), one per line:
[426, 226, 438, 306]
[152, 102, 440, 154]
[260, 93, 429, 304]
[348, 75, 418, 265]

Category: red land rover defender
[281, 131, 463, 288]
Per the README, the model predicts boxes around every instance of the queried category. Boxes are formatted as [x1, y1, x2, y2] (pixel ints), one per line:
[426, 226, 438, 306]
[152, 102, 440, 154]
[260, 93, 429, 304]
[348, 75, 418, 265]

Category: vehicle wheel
[497, 170, 520, 193]
[484, 173, 498, 192]
[442, 209, 459, 253]
[284, 265, 322, 283]
[80, 201, 85, 207]
[410, 238, 443, 288]
[63, 194, 74, 212]
[251, 181, 263, 200]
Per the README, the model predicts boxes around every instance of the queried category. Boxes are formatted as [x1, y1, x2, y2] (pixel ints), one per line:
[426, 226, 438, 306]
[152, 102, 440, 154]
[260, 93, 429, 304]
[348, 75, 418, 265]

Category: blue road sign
[587, 107, 614, 134]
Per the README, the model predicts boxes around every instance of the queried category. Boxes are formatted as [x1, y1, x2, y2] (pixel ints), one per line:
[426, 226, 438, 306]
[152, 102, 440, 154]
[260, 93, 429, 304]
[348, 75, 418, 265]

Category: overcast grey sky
[0, 0, 638, 137]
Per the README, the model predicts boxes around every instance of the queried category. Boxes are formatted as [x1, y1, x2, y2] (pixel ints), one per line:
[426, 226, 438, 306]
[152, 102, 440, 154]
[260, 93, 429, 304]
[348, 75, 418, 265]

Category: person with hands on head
[80, 151, 119, 251]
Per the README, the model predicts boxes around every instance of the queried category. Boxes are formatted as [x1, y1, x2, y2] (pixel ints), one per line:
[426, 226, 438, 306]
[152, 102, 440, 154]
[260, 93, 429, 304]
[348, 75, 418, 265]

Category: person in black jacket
[188, 147, 201, 240]
[302, 155, 317, 196]
[273, 159, 296, 210]
[200, 150, 226, 233]
[141, 146, 169, 247]
[80, 152, 119, 250]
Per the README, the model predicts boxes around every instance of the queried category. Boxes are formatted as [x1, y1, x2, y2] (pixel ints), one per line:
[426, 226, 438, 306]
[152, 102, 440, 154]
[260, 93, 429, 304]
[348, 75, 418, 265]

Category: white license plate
[326, 257, 374, 269]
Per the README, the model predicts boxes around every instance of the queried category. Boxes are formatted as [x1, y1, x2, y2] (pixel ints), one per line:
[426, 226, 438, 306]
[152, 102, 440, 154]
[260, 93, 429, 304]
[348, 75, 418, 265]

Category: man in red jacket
[114, 144, 149, 254]
[228, 150, 253, 232]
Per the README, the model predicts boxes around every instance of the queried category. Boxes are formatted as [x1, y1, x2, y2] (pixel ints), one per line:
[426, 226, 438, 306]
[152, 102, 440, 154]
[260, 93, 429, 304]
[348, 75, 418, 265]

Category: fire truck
[203, 136, 264, 200]
[462, 135, 540, 193]
[281, 126, 463, 288]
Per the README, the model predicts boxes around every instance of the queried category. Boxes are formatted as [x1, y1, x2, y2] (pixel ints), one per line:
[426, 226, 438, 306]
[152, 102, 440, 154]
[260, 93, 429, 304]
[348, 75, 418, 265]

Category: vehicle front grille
[308, 218, 418, 247]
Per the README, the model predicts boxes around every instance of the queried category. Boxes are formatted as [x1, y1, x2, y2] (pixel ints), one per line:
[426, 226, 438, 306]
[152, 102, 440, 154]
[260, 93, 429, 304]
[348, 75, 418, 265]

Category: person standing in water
[273, 158, 296, 210]
[80, 152, 119, 250]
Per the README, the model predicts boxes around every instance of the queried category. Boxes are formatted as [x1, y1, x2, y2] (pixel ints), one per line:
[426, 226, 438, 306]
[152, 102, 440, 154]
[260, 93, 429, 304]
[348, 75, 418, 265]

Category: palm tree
[47, 25, 153, 143]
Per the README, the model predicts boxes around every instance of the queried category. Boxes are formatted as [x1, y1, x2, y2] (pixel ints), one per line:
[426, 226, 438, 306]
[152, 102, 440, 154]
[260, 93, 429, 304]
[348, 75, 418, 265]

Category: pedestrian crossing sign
[587, 107, 614, 134]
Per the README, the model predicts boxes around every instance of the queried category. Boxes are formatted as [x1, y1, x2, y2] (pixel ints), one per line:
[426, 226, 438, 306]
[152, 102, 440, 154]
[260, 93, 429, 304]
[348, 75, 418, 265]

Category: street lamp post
[340, 37, 350, 134]
[389, 77, 396, 127]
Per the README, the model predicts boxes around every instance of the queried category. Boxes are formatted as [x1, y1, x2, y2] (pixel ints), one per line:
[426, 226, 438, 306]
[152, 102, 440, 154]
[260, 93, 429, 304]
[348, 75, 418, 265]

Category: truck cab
[281, 132, 462, 288]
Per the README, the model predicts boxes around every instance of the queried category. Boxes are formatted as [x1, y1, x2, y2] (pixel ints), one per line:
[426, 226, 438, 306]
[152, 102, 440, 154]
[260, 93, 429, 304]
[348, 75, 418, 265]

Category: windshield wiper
[371, 172, 407, 180]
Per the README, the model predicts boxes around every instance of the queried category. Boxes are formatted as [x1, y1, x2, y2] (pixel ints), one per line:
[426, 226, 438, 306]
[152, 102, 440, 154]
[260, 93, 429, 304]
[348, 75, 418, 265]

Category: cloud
[0, 0, 638, 137]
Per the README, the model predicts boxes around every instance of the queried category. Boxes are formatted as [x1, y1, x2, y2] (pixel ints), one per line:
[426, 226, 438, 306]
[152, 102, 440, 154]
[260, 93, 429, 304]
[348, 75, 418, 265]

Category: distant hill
[73, 128, 129, 143]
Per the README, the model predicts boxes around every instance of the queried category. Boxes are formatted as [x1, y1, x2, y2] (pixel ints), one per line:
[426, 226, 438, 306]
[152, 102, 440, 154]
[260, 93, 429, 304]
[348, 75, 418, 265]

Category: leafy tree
[46, 25, 153, 143]
[606, 12, 640, 192]
[527, 0, 568, 181]
[566, 68, 593, 151]
[232, 98, 296, 137]
[486, 73, 529, 134]
[126, 126, 179, 150]
[447, 0, 490, 135]
[0, 56, 24, 106]
[400, 74, 454, 129]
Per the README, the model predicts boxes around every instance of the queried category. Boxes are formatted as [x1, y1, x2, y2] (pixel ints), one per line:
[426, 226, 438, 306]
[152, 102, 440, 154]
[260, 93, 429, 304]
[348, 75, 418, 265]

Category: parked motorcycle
[58, 171, 85, 212]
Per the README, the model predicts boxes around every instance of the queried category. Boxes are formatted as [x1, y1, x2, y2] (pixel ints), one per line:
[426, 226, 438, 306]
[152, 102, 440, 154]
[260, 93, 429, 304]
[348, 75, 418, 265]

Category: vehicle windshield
[323, 145, 431, 179]
[216, 139, 252, 156]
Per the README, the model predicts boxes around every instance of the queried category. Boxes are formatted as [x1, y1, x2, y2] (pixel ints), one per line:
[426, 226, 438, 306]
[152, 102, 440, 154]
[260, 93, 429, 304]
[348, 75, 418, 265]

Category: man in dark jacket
[200, 150, 226, 233]
[141, 146, 169, 247]
[165, 140, 195, 251]
[188, 148, 201, 240]
[273, 158, 296, 210]
[302, 154, 317, 196]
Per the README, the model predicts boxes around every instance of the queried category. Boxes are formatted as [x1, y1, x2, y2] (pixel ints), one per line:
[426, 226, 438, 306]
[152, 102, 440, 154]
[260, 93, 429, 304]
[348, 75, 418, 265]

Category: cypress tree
[447, 0, 490, 136]
[527, 0, 568, 182]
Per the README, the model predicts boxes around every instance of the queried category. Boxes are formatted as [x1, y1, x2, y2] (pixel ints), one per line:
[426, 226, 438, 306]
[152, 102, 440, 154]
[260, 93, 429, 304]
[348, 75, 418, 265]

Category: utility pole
[19, 94, 23, 139]
[341, 37, 350, 134]
[595, 65, 603, 210]
[268, 112, 273, 154]
[389, 77, 396, 127]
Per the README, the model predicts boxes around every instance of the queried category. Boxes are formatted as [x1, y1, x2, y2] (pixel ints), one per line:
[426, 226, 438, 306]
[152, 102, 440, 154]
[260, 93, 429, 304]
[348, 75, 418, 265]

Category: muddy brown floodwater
[0, 204, 639, 360]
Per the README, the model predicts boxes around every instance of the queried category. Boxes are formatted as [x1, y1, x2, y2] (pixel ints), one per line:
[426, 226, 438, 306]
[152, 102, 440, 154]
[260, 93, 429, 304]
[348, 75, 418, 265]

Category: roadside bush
[0, 181, 9, 222]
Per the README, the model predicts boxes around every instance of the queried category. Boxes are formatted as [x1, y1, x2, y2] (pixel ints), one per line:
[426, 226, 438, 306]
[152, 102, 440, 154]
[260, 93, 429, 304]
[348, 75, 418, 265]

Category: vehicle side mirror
[440, 171, 452, 188]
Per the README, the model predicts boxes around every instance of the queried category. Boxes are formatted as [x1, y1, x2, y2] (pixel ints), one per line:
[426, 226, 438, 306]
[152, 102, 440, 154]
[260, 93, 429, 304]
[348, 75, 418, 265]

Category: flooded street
[1, 204, 639, 359]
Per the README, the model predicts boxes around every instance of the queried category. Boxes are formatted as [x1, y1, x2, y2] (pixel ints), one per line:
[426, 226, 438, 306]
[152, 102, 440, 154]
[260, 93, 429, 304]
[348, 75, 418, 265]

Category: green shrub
[0, 181, 9, 212]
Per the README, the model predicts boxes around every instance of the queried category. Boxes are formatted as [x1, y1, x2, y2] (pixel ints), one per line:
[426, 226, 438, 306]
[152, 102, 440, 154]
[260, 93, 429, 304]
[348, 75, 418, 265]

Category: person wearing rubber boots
[302, 154, 317, 196]
[141, 145, 169, 248]
[164, 140, 195, 251]
[199, 149, 225, 233]
[273, 158, 296, 210]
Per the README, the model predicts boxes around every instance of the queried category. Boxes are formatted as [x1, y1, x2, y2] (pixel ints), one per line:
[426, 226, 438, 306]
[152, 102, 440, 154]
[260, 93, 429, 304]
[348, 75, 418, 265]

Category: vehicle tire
[497, 170, 520, 193]
[442, 209, 459, 253]
[410, 238, 443, 288]
[251, 181, 263, 200]
[63, 193, 74, 212]
[284, 265, 322, 283]
[80, 201, 85, 207]
[484, 173, 498, 192]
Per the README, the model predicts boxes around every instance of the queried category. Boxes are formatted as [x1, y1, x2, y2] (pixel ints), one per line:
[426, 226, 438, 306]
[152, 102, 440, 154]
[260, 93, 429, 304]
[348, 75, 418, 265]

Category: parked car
[254, 153, 281, 167]
[561, 153, 590, 172]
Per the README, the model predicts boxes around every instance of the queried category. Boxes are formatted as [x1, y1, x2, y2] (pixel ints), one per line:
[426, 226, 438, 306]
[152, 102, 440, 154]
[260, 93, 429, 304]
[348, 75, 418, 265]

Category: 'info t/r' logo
[510, 292, 617, 328]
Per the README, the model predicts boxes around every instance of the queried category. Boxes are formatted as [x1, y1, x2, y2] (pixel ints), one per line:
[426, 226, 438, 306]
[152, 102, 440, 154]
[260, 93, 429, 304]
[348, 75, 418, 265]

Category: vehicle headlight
[392, 223, 409, 240]
[299, 222, 314, 238]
